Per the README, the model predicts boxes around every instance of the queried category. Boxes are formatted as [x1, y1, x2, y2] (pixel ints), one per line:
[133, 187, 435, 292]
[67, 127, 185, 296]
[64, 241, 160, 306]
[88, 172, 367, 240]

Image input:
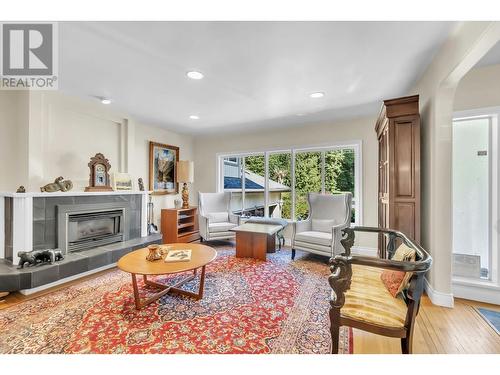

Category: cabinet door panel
[394, 202, 415, 240]
[394, 120, 414, 198]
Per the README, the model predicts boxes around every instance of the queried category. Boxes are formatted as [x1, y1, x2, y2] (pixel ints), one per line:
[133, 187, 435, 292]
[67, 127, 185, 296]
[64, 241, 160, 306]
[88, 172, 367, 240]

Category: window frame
[216, 140, 363, 225]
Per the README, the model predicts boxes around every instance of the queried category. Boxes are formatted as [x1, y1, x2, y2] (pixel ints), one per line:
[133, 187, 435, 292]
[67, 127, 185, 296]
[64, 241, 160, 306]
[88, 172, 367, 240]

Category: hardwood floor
[1, 270, 499, 354]
[353, 296, 500, 354]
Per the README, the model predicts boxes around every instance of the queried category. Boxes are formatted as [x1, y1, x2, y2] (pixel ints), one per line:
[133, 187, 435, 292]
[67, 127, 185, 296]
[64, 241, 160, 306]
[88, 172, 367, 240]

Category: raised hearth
[0, 233, 162, 293]
[0, 191, 151, 293]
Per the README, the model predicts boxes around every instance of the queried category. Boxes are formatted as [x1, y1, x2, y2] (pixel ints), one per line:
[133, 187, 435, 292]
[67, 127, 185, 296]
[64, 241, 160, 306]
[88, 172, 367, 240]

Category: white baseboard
[19, 263, 117, 295]
[424, 277, 454, 308]
[453, 282, 500, 305]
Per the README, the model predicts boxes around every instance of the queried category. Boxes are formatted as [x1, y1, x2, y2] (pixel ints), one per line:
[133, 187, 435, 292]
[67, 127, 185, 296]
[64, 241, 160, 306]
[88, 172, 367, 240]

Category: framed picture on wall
[149, 141, 180, 195]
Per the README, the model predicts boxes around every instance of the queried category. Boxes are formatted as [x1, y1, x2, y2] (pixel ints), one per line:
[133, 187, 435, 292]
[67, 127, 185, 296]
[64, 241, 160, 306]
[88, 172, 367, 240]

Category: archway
[421, 22, 500, 307]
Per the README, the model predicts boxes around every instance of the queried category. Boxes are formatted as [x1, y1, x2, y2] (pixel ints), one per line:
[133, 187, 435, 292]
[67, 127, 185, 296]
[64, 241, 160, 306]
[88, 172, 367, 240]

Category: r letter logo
[0, 23, 58, 89]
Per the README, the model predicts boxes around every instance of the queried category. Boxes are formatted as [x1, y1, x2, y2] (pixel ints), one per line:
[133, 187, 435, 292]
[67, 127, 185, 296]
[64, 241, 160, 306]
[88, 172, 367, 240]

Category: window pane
[294, 151, 322, 220]
[222, 156, 243, 214]
[325, 148, 356, 223]
[269, 152, 292, 220]
[244, 155, 265, 217]
[452, 117, 490, 280]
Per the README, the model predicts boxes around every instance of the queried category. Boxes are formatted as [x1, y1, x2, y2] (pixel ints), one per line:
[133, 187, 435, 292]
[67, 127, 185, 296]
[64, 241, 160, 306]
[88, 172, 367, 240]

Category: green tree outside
[243, 150, 355, 221]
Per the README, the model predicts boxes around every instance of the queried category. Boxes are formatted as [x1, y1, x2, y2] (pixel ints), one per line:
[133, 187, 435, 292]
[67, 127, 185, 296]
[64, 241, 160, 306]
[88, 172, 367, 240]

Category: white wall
[28, 91, 123, 190]
[454, 63, 500, 111]
[0, 91, 29, 191]
[192, 116, 378, 248]
[0, 90, 194, 227]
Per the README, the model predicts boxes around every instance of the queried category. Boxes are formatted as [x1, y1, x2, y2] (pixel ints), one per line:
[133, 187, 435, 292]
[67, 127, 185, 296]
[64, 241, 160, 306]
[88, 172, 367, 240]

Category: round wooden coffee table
[117, 243, 217, 310]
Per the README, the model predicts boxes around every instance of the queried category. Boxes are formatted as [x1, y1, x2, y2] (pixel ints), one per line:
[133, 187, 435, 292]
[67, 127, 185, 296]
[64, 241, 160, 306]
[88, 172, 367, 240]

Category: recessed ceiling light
[186, 71, 204, 80]
[189, 115, 200, 120]
[101, 98, 111, 105]
[309, 92, 325, 99]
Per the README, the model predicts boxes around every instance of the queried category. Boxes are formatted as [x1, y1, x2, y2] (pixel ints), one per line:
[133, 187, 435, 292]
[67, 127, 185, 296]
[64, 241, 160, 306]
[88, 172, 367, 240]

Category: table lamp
[177, 160, 194, 209]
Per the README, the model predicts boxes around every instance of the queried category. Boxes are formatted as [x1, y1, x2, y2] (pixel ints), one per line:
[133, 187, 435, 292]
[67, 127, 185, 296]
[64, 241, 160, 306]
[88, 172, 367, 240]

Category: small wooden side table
[230, 223, 283, 261]
[117, 243, 216, 310]
[161, 207, 201, 244]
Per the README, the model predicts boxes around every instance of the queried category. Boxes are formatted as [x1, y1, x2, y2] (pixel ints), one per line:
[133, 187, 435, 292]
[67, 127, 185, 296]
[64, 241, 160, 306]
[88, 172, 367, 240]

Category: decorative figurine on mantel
[40, 177, 73, 192]
[138, 178, 145, 191]
[85, 153, 114, 192]
[17, 249, 64, 269]
[16, 186, 26, 193]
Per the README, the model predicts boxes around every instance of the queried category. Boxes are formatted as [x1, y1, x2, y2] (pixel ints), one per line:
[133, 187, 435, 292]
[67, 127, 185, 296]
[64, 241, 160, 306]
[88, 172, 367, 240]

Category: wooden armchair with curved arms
[328, 226, 432, 354]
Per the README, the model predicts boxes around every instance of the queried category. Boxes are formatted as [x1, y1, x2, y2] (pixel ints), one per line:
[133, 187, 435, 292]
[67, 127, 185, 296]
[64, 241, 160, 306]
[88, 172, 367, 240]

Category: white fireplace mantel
[0, 190, 151, 198]
[0, 191, 149, 265]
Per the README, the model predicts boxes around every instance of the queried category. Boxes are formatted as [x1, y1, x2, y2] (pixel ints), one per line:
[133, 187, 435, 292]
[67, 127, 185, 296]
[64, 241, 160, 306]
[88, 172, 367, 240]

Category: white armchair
[291, 192, 352, 259]
[198, 192, 240, 242]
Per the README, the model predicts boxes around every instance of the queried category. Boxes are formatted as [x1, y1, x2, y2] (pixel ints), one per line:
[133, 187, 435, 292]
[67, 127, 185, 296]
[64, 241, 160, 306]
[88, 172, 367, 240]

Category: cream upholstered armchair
[198, 192, 240, 242]
[291, 192, 352, 260]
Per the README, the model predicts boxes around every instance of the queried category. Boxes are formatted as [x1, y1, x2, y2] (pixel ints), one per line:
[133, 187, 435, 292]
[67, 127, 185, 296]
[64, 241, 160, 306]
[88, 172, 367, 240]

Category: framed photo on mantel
[149, 141, 179, 195]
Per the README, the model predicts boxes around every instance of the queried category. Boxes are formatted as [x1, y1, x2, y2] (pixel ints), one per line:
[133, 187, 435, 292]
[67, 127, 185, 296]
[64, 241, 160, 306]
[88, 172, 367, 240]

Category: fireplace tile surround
[35, 196, 141, 253]
[0, 191, 162, 294]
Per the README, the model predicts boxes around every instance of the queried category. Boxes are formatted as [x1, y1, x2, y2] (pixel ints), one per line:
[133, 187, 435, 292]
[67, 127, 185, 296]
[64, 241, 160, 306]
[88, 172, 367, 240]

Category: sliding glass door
[218, 142, 361, 225]
[294, 151, 322, 220]
[222, 156, 243, 215]
[325, 148, 356, 223]
[268, 152, 292, 220]
[243, 154, 265, 217]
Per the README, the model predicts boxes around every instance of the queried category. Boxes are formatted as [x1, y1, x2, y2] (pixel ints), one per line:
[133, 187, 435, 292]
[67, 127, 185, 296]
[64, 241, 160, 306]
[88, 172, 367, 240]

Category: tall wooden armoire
[375, 95, 420, 256]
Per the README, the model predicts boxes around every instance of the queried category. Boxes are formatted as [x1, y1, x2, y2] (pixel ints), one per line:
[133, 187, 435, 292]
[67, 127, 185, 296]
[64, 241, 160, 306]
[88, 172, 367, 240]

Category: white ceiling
[59, 22, 454, 135]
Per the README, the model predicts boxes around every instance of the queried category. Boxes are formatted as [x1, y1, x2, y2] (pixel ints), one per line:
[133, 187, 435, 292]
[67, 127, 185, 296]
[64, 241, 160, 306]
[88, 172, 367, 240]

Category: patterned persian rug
[0, 244, 352, 354]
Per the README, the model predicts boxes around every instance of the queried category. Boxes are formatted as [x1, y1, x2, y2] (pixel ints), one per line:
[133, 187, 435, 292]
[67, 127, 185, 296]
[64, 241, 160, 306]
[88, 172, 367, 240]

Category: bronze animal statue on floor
[17, 249, 64, 269]
[40, 177, 73, 192]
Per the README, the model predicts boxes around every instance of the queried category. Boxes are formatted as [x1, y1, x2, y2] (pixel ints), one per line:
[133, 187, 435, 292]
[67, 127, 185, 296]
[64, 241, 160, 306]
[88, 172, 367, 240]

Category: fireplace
[67, 209, 124, 252]
[58, 202, 130, 253]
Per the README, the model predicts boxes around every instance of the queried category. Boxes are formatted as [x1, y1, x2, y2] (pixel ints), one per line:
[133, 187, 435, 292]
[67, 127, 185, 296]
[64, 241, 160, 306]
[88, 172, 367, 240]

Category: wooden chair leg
[401, 323, 415, 354]
[330, 325, 340, 354]
[401, 337, 411, 354]
[401, 299, 419, 354]
[401, 318, 415, 354]
[291, 248, 296, 260]
[329, 308, 340, 354]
